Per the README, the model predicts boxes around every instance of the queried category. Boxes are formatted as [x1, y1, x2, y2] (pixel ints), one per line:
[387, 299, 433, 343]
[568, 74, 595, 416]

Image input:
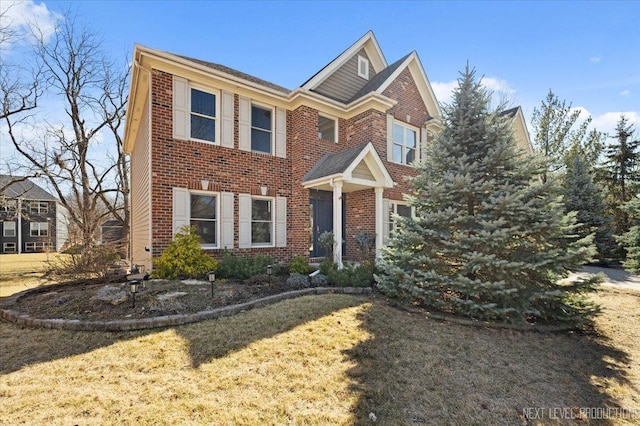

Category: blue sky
[3, 0, 640, 138]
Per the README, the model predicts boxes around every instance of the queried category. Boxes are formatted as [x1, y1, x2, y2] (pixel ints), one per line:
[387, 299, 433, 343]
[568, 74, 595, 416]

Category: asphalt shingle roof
[0, 175, 58, 201]
[302, 143, 370, 182]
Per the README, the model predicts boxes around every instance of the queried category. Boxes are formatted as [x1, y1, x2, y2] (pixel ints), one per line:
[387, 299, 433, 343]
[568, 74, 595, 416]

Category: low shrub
[216, 250, 274, 280]
[152, 226, 217, 280]
[286, 273, 310, 289]
[288, 255, 311, 274]
[50, 243, 123, 278]
[327, 262, 374, 288]
[310, 273, 328, 287]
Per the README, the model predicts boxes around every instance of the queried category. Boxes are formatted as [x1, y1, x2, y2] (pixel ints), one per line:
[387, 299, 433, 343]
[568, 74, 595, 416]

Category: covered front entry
[309, 190, 346, 258]
[302, 142, 393, 268]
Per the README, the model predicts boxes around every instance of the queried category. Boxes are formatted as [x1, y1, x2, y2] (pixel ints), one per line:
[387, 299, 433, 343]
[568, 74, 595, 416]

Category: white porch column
[332, 180, 343, 269]
[375, 187, 384, 258]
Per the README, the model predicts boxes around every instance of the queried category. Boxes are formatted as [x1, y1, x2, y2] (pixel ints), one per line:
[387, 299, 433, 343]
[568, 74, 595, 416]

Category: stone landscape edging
[0, 287, 372, 332]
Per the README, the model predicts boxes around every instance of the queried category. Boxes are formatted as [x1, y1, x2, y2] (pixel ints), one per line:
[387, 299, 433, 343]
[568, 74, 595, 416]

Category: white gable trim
[302, 31, 387, 91]
[375, 51, 442, 119]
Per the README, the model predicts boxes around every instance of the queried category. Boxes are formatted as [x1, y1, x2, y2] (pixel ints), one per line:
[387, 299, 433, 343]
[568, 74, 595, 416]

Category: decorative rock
[91, 285, 128, 305]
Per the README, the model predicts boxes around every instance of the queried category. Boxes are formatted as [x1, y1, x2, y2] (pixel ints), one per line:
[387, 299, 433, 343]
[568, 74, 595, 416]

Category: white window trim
[3, 242, 16, 253]
[318, 113, 338, 143]
[392, 120, 420, 165]
[30, 201, 48, 214]
[189, 190, 221, 249]
[250, 195, 275, 248]
[250, 102, 274, 154]
[357, 55, 369, 80]
[29, 222, 48, 237]
[189, 85, 221, 145]
[3, 221, 16, 237]
[390, 201, 414, 231]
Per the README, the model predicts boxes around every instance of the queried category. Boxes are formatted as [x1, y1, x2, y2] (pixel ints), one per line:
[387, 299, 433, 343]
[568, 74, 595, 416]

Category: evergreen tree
[376, 66, 600, 325]
[562, 145, 616, 264]
[602, 115, 640, 239]
[617, 197, 640, 274]
[531, 90, 605, 183]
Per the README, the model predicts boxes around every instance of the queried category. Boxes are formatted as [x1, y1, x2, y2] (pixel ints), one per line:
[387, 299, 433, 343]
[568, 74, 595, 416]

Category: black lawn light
[208, 271, 216, 298]
[129, 280, 140, 308]
[267, 264, 272, 283]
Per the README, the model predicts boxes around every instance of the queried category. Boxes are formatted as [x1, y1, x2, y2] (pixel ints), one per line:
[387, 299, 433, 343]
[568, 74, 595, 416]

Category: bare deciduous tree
[2, 12, 129, 266]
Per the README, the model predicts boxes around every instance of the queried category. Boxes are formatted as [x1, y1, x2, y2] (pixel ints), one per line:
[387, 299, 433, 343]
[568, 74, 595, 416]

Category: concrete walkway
[571, 266, 640, 291]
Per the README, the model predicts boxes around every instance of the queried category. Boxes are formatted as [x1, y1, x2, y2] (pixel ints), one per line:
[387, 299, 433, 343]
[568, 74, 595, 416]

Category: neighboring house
[100, 220, 124, 245]
[124, 31, 531, 271]
[0, 175, 68, 253]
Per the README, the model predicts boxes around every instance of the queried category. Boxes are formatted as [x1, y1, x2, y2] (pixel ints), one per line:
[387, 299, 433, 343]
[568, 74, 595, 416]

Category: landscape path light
[129, 280, 140, 308]
[208, 271, 216, 298]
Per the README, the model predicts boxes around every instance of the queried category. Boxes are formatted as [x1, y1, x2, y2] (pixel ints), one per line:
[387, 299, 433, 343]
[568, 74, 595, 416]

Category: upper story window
[3, 221, 15, 237]
[30, 222, 48, 237]
[190, 192, 218, 248]
[30, 201, 49, 215]
[190, 88, 217, 143]
[2, 199, 17, 212]
[393, 122, 418, 165]
[251, 105, 273, 154]
[357, 55, 369, 80]
[318, 115, 337, 143]
[251, 197, 273, 246]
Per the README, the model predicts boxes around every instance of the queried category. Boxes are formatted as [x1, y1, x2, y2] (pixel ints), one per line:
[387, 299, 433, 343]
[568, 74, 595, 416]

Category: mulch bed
[12, 276, 303, 321]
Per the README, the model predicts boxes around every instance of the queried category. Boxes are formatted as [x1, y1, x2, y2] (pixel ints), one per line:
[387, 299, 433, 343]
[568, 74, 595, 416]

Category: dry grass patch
[0, 253, 63, 298]
[0, 289, 639, 425]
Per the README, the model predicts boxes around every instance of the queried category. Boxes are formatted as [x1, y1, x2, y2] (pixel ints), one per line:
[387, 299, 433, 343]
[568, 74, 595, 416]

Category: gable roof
[301, 31, 387, 91]
[348, 53, 412, 103]
[0, 175, 58, 201]
[302, 142, 393, 192]
[175, 54, 291, 95]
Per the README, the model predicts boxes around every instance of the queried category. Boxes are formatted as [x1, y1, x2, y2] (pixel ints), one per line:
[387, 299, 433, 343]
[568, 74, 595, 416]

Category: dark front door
[309, 190, 346, 258]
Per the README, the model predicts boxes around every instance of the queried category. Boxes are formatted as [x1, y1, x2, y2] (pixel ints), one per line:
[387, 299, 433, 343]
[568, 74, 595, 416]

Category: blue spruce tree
[376, 66, 600, 325]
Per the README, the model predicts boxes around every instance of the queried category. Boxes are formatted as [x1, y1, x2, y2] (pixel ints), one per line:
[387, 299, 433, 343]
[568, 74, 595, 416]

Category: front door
[309, 190, 346, 258]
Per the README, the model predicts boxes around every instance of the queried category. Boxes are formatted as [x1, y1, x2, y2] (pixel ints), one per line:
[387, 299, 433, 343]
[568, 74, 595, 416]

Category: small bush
[51, 243, 123, 278]
[286, 273, 310, 289]
[327, 262, 374, 288]
[152, 226, 217, 280]
[310, 273, 328, 287]
[216, 250, 273, 280]
[319, 258, 337, 275]
[288, 255, 311, 274]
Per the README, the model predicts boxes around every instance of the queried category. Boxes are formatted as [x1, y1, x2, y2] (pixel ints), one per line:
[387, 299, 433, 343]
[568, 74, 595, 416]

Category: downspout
[17, 198, 22, 254]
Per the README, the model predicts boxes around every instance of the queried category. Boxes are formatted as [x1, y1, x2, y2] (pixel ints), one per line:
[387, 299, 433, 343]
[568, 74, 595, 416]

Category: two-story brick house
[124, 31, 531, 271]
[0, 175, 68, 253]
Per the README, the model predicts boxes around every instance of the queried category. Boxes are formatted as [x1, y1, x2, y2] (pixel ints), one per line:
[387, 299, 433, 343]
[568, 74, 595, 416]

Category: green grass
[1, 287, 639, 424]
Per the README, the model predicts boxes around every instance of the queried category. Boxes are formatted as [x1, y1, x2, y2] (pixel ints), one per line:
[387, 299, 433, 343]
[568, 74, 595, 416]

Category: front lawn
[1, 287, 638, 424]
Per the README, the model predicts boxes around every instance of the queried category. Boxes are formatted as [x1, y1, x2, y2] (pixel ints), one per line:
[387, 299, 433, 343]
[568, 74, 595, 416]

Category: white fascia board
[302, 31, 388, 91]
[375, 51, 443, 120]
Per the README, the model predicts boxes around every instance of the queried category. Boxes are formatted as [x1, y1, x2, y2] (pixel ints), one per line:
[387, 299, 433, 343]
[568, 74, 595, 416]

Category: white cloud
[589, 55, 602, 63]
[0, 0, 62, 49]
[431, 80, 457, 105]
[620, 90, 631, 96]
[592, 111, 640, 136]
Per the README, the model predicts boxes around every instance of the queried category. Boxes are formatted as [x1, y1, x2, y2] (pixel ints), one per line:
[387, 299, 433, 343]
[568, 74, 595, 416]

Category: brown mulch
[12, 275, 302, 321]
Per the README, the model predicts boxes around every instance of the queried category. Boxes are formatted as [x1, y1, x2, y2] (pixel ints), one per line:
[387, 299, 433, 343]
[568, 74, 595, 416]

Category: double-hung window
[3, 221, 15, 237]
[393, 122, 418, 165]
[251, 105, 272, 154]
[30, 222, 48, 237]
[30, 201, 48, 214]
[190, 192, 218, 247]
[390, 203, 413, 232]
[251, 197, 273, 246]
[190, 88, 217, 143]
[318, 115, 337, 142]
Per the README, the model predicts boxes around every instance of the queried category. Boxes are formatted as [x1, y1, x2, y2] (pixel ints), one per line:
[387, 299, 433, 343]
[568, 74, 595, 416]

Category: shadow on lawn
[0, 294, 368, 374]
[343, 301, 635, 425]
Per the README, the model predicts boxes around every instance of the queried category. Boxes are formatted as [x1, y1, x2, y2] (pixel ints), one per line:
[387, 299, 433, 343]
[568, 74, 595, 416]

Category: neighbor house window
[251, 105, 272, 154]
[25, 241, 50, 252]
[30, 222, 48, 237]
[190, 192, 218, 247]
[3, 221, 15, 237]
[2, 199, 17, 212]
[357, 55, 369, 80]
[30, 201, 48, 214]
[3, 243, 16, 253]
[251, 197, 273, 246]
[393, 122, 418, 165]
[190, 88, 217, 143]
[318, 115, 337, 142]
